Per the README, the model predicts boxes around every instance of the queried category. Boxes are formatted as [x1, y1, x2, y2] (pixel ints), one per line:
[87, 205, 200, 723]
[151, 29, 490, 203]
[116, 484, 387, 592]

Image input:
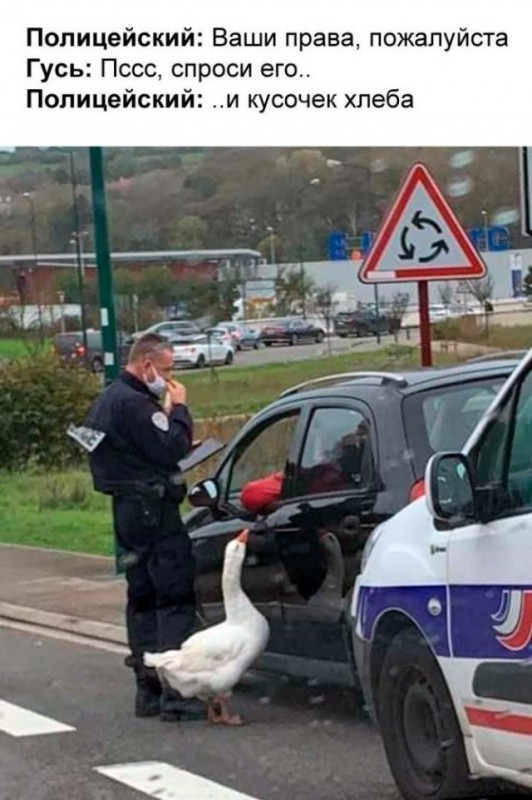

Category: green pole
[89, 147, 123, 574]
[89, 147, 118, 383]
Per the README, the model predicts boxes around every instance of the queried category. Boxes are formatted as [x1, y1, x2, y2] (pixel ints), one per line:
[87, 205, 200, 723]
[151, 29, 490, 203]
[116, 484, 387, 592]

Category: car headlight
[360, 523, 385, 573]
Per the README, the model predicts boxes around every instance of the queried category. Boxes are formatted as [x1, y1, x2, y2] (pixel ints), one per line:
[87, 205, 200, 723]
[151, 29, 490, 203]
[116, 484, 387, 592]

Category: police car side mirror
[188, 478, 220, 508]
[425, 452, 477, 524]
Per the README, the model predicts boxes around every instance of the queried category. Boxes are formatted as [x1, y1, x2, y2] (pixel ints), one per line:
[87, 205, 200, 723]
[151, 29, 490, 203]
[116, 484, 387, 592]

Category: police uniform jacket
[84, 371, 192, 495]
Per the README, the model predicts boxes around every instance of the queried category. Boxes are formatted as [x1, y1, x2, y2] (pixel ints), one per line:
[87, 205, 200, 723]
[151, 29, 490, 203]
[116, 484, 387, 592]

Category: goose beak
[237, 529, 249, 544]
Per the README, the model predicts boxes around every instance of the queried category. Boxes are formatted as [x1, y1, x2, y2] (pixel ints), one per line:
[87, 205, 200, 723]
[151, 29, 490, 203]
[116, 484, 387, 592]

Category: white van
[352, 350, 532, 800]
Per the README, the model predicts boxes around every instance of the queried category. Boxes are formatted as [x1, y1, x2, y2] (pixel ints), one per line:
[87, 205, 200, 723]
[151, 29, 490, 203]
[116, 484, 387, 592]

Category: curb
[0, 601, 127, 646]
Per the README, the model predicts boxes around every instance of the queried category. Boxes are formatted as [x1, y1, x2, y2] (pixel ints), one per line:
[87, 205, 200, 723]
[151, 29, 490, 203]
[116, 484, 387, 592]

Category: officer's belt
[108, 480, 185, 502]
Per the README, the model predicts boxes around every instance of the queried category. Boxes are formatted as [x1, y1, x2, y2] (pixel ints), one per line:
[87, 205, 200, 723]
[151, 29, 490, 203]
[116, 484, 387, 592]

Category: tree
[167, 216, 208, 250]
[438, 283, 453, 308]
[466, 275, 494, 305]
[388, 291, 410, 333]
[314, 284, 337, 355]
[136, 266, 177, 307]
[274, 266, 316, 316]
[524, 267, 532, 299]
[466, 274, 495, 340]
[217, 277, 241, 321]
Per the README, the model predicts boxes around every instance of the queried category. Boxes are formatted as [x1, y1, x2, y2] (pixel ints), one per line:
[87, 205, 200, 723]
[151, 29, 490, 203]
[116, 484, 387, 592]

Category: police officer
[83, 333, 204, 721]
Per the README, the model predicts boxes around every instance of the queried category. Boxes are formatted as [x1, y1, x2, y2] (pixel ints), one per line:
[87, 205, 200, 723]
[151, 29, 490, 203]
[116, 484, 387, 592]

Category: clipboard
[178, 437, 226, 473]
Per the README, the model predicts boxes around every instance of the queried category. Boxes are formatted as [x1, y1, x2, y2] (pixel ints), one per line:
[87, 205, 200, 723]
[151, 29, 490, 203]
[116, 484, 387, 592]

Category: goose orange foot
[208, 696, 245, 726]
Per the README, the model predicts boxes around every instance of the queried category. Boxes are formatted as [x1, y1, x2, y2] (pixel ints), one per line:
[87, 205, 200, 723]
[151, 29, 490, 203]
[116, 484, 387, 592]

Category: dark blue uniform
[84, 370, 199, 718]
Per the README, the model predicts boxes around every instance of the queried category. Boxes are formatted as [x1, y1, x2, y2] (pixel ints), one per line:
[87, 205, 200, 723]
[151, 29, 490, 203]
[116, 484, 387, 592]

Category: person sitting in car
[240, 421, 374, 515]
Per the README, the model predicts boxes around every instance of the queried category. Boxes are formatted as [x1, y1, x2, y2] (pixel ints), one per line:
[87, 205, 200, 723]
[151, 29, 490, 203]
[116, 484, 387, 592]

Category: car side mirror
[426, 452, 476, 524]
[188, 478, 220, 508]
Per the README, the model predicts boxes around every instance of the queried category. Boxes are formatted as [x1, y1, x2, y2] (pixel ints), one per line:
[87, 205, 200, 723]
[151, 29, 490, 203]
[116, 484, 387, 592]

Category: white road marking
[0, 700, 75, 737]
[0, 618, 128, 655]
[95, 762, 262, 800]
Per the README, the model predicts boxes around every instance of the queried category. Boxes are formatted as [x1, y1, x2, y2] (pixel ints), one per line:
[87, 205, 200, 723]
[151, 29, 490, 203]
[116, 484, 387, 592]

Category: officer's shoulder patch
[151, 411, 169, 431]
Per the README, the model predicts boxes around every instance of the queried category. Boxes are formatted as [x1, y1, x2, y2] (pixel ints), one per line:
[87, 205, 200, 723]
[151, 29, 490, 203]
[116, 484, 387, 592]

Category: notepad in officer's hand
[178, 437, 226, 473]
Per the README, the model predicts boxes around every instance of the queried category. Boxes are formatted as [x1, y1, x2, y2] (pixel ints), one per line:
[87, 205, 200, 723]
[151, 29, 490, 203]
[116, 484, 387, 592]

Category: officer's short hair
[129, 333, 172, 363]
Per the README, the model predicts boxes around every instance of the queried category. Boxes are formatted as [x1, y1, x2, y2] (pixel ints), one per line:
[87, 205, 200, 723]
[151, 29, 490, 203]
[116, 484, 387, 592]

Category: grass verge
[185, 345, 422, 417]
[0, 470, 113, 556]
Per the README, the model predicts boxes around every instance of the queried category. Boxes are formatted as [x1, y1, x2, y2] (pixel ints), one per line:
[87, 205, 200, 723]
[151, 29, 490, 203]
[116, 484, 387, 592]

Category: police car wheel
[377, 629, 472, 800]
[196, 354, 206, 369]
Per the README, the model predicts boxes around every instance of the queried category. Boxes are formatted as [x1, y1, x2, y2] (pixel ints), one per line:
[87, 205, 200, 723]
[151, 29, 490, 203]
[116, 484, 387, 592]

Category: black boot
[134, 666, 162, 718]
[160, 685, 206, 722]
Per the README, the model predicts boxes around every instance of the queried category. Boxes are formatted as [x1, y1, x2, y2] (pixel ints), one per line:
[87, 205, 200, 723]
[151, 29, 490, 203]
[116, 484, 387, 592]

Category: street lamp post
[481, 209, 489, 252]
[69, 151, 90, 365]
[297, 177, 321, 318]
[267, 226, 276, 265]
[70, 231, 89, 365]
[22, 192, 44, 340]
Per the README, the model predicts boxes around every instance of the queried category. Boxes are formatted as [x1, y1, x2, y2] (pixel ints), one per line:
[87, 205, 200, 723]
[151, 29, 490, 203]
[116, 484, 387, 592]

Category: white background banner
[0, 0, 528, 146]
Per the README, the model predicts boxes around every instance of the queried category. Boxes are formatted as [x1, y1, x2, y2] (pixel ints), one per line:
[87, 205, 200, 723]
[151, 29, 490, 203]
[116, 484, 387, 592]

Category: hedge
[0, 354, 100, 470]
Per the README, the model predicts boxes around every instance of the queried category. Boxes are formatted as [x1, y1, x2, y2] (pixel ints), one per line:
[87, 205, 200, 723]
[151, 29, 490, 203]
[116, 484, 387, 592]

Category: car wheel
[196, 354, 206, 369]
[91, 357, 103, 373]
[338, 333, 348, 339]
[377, 628, 472, 800]
[264, 341, 272, 347]
[315, 331, 325, 343]
[290, 334, 298, 346]
[224, 351, 234, 365]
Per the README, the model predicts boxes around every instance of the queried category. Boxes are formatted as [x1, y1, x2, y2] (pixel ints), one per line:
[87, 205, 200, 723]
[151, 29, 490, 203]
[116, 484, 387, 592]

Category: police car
[352, 349, 532, 799]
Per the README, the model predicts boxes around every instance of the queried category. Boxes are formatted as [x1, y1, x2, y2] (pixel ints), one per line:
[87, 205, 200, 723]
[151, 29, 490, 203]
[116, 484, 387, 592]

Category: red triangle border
[359, 163, 487, 283]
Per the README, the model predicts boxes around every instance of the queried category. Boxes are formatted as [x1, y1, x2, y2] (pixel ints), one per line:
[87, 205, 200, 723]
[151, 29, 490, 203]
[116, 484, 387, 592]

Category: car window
[474, 370, 532, 513]
[403, 377, 506, 479]
[225, 412, 300, 501]
[295, 407, 374, 496]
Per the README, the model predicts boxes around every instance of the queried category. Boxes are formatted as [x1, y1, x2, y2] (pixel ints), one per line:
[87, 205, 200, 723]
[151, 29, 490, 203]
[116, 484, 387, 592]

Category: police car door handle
[430, 544, 447, 555]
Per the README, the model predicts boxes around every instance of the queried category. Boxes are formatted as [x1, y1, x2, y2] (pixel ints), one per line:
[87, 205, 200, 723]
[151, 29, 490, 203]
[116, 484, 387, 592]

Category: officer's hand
[167, 379, 187, 407]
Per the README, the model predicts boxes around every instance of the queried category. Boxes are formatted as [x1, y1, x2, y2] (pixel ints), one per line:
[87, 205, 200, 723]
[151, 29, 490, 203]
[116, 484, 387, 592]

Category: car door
[446, 367, 532, 774]
[212, 336, 228, 363]
[189, 408, 303, 631]
[268, 402, 380, 663]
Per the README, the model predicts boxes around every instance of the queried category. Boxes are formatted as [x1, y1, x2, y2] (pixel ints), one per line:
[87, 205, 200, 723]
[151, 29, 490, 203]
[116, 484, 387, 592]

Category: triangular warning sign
[359, 163, 486, 283]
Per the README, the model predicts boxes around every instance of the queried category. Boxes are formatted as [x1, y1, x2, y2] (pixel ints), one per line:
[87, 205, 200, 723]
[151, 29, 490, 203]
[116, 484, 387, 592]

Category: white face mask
[145, 369, 167, 398]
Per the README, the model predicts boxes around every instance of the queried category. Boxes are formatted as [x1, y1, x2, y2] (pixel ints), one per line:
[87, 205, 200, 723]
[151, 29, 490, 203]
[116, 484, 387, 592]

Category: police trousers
[112, 494, 196, 667]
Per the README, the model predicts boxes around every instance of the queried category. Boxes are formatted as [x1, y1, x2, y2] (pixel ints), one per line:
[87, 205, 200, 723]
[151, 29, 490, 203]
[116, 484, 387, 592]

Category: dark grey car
[54, 330, 131, 372]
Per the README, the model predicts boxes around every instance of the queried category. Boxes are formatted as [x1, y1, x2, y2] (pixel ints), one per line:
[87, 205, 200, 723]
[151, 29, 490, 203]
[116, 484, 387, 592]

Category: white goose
[144, 529, 270, 725]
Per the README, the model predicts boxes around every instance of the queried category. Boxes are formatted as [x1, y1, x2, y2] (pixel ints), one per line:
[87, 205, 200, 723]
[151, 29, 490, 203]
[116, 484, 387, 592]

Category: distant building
[0, 249, 262, 304]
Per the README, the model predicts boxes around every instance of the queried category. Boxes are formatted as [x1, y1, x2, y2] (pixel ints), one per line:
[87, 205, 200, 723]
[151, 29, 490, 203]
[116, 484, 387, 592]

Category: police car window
[296, 407, 374, 496]
[226, 412, 300, 500]
[506, 372, 532, 509]
[475, 371, 532, 512]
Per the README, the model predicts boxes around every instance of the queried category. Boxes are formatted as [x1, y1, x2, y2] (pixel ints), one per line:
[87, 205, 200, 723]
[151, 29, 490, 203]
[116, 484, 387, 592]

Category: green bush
[0, 354, 100, 470]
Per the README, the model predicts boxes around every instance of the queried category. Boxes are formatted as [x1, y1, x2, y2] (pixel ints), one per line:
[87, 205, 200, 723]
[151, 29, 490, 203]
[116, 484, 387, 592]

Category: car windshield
[403, 376, 507, 478]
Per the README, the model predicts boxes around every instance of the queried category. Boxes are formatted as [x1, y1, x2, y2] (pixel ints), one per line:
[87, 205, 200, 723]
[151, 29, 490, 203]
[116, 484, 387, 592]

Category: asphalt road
[198, 333, 411, 372]
[0, 625, 399, 800]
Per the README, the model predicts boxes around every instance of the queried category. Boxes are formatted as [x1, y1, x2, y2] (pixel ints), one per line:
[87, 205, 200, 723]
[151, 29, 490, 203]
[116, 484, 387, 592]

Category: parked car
[259, 318, 326, 346]
[131, 320, 202, 341]
[429, 303, 482, 324]
[54, 329, 131, 372]
[184, 357, 519, 685]
[334, 310, 398, 338]
[352, 349, 532, 799]
[206, 324, 261, 351]
[170, 334, 234, 369]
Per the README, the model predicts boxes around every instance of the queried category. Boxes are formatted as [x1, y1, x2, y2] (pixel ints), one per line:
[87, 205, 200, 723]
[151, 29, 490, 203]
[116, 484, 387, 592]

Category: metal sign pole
[418, 281, 432, 367]
[89, 147, 118, 384]
[88, 147, 123, 575]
